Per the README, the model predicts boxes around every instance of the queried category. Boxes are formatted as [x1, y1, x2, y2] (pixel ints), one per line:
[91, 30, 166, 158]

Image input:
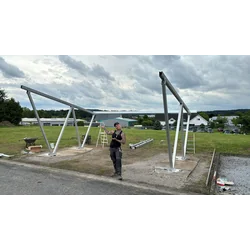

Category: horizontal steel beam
[159, 72, 191, 115]
[21, 85, 94, 115]
[93, 111, 158, 115]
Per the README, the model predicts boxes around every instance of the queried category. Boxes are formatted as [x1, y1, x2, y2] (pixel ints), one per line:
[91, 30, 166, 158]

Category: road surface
[0, 160, 168, 195]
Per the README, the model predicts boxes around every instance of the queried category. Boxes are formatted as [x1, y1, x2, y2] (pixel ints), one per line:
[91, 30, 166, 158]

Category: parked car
[218, 128, 224, 132]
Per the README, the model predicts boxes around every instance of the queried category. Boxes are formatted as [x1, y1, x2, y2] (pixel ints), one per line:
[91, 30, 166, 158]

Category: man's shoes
[111, 173, 122, 180]
[117, 175, 123, 181]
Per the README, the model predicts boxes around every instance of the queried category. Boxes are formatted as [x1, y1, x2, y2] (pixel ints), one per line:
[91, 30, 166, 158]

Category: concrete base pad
[37, 147, 93, 157]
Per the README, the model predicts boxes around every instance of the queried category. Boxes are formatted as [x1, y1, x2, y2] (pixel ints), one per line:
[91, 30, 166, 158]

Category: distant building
[209, 116, 238, 126]
[99, 117, 137, 127]
[20, 118, 86, 126]
[95, 114, 121, 121]
[155, 113, 208, 127]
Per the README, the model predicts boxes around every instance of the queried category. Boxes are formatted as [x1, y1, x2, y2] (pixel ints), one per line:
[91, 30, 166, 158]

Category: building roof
[100, 117, 137, 122]
[22, 118, 85, 122]
[155, 113, 199, 122]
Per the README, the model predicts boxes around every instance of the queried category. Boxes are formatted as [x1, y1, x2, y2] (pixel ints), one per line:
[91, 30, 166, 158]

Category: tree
[0, 89, 7, 102]
[233, 111, 250, 133]
[153, 120, 162, 130]
[2, 98, 23, 125]
[215, 115, 227, 129]
[199, 112, 209, 121]
[137, 116, 143, 125]
[77, 121, 85, 126]
[232, 117, 240, 127]
[142, 119, 153, 127]
[209, 121, 216, 129]
[200, 123, 205, 129]
[0, 90, 23, 125]
[22, 107, 35, 118]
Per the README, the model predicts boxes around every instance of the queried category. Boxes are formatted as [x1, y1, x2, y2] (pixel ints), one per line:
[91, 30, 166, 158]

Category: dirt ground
[15, 145, 212, 194]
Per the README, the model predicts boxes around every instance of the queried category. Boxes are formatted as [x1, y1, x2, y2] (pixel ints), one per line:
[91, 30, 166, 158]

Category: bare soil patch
[15, 145, 211, 193]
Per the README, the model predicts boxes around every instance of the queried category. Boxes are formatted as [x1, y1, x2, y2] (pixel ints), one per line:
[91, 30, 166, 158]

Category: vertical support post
[184, 114, 191, 158]
[161, 82, 173, 169]
[81, 114, 95, 148]
[180, 106, 184, 159]
[72, 108, 81, 148]
[193, 133, 196, 154]
[26, 91, 52, 153]
[52, 107, 72, 155]
[173, 104, 183, 168]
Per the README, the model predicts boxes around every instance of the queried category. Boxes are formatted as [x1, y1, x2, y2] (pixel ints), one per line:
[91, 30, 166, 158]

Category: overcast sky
[0, 55, 250, 112]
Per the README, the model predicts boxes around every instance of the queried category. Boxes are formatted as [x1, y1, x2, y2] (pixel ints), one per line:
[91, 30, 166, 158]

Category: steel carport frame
[159, 71, 191, 170]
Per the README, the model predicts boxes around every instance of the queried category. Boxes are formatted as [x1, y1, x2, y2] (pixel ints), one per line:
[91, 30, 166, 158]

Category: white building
[158, 113, 208, 127]
[20, 118, 86, 126]
[209, 116, 238, 126]
[189, 114, 208, 126]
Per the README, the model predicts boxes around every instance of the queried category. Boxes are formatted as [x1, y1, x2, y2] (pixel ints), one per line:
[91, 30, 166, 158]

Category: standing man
[102, 122, 126, 180]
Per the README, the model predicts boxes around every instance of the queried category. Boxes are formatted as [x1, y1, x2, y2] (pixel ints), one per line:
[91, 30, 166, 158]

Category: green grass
[0, 126, 250, 156]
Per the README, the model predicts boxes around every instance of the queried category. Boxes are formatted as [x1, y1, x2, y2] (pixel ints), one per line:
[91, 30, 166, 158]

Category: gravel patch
[217, 155, 250, 195]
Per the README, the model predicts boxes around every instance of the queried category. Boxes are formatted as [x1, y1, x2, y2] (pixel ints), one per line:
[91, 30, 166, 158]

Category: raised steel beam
[93, 111, 157, 115]
[21, 85, 93, 115]
[159, 72, 191, 115]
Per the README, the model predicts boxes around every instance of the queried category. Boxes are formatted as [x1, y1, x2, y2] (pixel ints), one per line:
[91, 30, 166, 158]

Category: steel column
[72, 108, 81, 148]
[81, 114, 95, 148]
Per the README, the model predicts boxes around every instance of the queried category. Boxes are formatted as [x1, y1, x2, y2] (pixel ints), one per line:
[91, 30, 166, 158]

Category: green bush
[77, 121, 85, 126]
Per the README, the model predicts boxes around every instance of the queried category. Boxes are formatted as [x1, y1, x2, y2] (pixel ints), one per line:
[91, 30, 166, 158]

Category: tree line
[22, 107, 92, 119]
[1, 88, 250, 132]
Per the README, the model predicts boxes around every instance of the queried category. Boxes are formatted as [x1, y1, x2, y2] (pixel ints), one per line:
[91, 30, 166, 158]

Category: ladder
[186, 133, 196, 154]
[96, 124, 109, 148]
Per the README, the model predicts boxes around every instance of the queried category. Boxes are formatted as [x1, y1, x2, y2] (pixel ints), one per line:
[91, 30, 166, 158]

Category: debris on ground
[27, 145, 43, 153]
[216, 177, 235, 186]
[219, 186, 231, 192]
[0, 153, 14, 158]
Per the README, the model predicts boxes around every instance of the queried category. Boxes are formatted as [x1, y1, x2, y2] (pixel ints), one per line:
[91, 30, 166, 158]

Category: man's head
[114, 122, 121, 130]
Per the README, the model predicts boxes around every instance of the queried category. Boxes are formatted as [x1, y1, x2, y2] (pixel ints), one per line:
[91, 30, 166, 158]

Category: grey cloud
[167, 63, 206, 89]
[134, 84, 153, 95]
[59, 55, 115, 82]
[91, 64, 115, 81]
[151, 55, 181, 68]
[127, 65, 162, 94]
[0, 57, 25, 78]
[58, 55, 89, 76]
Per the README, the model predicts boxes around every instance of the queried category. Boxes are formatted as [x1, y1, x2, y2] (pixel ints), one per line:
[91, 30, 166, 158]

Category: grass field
[0, 126, 250, 156]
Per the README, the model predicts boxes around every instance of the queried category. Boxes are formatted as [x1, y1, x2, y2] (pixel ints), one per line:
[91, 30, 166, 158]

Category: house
[20, 118, 86, 126]
[98, 117, 137, 127]
[155, 113, 208, 127]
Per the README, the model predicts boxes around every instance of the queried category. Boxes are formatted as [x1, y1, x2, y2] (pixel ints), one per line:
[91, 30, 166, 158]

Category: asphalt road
[0, 161, 167, 195]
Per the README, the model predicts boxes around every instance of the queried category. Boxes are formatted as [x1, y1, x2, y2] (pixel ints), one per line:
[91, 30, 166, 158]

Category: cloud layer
[1, 55, 250, 112]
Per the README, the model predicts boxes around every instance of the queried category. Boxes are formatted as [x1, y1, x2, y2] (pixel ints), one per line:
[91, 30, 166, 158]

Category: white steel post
[72, 108, 81, 148]
[52, 108, 72, 155]
[81, 114, 95, 148]
[184, 114, 191, 158]
[172, 104, 183, 168]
